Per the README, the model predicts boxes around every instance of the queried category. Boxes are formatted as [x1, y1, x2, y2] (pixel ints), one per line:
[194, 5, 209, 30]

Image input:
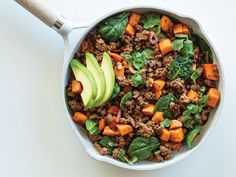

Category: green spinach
[191, 70, 201, 83]
[131, 73, 145, 87]
[128, 137, 160, 163]
[181, 40, 194, 57]
[172, 39, 185, 51]
[85, 119, 99, 135]
[117, 149, 132, 164]
[109, 82, 120, 101]
[175, 34, 188, 39]
[99, 12, 130, 42]
[185, 125, 201, 148]
[167, 55, 193, 80]
[180, 116, 194, 128]
[198, 95, 209, 105]
[141, 13, 160, 29]
[142, 48, 155, 60]
[120, 91, 133, 110]
[160, 118, 171, 128]
[99, 136, 117, 154]
[154, 94, 178, 118]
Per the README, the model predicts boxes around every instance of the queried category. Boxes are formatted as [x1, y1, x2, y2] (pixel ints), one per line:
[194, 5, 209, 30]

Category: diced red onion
[149, 31, 158, 44]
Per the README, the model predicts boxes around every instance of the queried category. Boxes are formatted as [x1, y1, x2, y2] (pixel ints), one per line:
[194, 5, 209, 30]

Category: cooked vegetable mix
[66, 12, 220, 164]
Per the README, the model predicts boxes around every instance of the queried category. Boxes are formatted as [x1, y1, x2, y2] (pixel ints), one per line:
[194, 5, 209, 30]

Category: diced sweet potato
[116, 124, 133, 136]
[129, 13, 141, 26]
[122, 60, 129, 68]
[103, 126, 119, 136]
[125, 24, 135, 36]
[169, 120, 183, 130]
[155, 90, 162, 100]
[187, 90, 199, 100]
[71, 80, 83, 94]
[142, 104, 155, 116]
[98, 119, 106, 131]
[73, 112, 87, 124]
[107, 106, 120, 115]
[202, 64, 219, 80]
[122, 85, 132, 92]
[161, 15, 173, 32]
[169, 128, 185, 143]
[159, 39, 173, 55]
[159, 128, 171, 141]
[174, 24, 183, 34]
[153, 80, 166, 91]
[182, 24, 189, 34]
[152, 112, 164, 123]
[114, 66, 125, 77]
[207, 88, 220, 108]
[111, 53, 124, 62]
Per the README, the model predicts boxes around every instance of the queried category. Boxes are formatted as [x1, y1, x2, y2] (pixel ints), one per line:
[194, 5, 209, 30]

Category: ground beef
[115, 136, 126, 148]
[105, 113, 113, 124]
[137, 96, 149, 107]
[143, 90, 155, 101]
[154, 68, 168, 79]
[148, 59, 162, 69]
[134, 24, 144, 32]
[67, 100, 83, 112]
[179, 93, 191, 108]
[148, 154, 164, 162]
[95, 38, 107, 51]
[169, 102, 181, 116]
[160, 144, 173, 160]
[116, 76, 132, 86]
[167, 78, 186, 94]
[125, 100, 135, 111]
[162, 55, 174, 69]
[132, 90, 140, 98]
[112, 148, 121, 159]
[88, 134, 102, 143]
[96, 106, 107, 116]
[135, 30, 150, 42]
[201, 107, 212, 122]
[94, 142, 109, 155]
[136, 122, 154, 137]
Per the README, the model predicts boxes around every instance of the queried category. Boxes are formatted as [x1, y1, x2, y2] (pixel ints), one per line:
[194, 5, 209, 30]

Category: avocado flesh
[70, 59, 97, 108]
[97, 52, 115, 106]
[86, 52, 106, 107]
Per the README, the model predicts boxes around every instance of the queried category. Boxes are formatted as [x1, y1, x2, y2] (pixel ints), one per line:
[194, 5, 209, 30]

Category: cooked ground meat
[66, 11, 220, 164]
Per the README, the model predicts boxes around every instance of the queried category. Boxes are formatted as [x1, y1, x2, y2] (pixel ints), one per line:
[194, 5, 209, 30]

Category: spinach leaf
[172, 39, 184, 51]
[128, 137, 160, 162]
[141, 13, 160, 29]
[175, 34, 188, 39]
[120, 91, 133, 110]
[183, 104, 200, 116]
[155, 94, 178, 118]
[181, 116, 194, 128]
[117, 149, 132, 164]
[160, 119, 171, 128]
[167, 55, 193, 80]
[158, 32, 167, 39]
[181, 40, 194, 57]
[142, 48, 155, 60]
[85, 119, 99, 135]
[99, 136, 117, 154]
[131, 73, 145, 87]
[124, 54, 133, 62]
[156, 25, 161, 35]
[98, 12, 130, 42]
[109, 82, 120, 101]
[191, 70, 201, 83]
[198, 87, 206, 97]
[192, 34, 212, 63]
[185, 125, 201, 148]
[198, 95, 209, 105]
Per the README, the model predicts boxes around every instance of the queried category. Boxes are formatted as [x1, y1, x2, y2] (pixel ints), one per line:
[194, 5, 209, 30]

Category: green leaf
[155, 94, 178, 118]
[128, 137, 160, 162]
[142, 48, 155, 60]
[185, 125, 201, 148]
[158, 32, 167, 39]
[172, 39, 184, 51]
[99, 136, 117, 154]
[175, 34, 188, 39]
[198, 87, 206, 97]
[109, 82, 120, 101]
[167, 55, 193, 80]
[131, 74, 145, 87]
[191, 70, 201, 83]
[156, 25, 161, 35]
[141, 13, 160, 29]
[198, 95, 209, 105]
[120, 91, 133, 110]
[117, 149, 133, 164]
[124, 54, 133, 62]
[181, 40, 194, 57]
[160, 119, 171, 128]
[194, 113, 201, 120]
[99, 12, 130, 42]
[181, 116, 194, 128]
[132, 51, 146, 70]
[85, 119, 99, 135]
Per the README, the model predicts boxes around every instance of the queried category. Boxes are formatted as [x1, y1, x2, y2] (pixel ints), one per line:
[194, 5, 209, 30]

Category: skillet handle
[15, 0, 65, 30]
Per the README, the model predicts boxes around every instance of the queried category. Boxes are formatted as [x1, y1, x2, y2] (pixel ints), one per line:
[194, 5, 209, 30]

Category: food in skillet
[66, 12, 220, 164]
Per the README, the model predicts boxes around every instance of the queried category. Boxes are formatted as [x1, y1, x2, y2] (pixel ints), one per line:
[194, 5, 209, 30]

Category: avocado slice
[97, 52, 115, 106]
[85, 52, 106, 107]
[70, 59, 97, 108]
